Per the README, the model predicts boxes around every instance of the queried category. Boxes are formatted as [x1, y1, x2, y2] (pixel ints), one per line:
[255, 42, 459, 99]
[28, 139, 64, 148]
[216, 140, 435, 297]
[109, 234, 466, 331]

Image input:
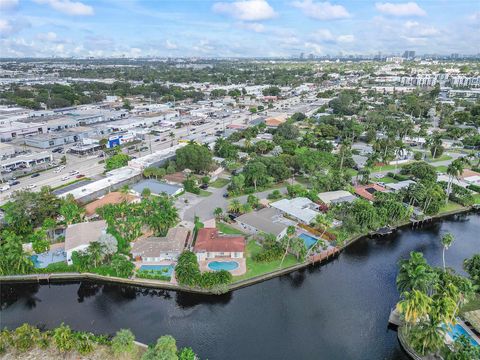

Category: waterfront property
[235, 207, 290, 240]
[270, 197, 321, 224]
[194, 228, 245, 261]
[65, 220, 108, 265]
[31, 244, 67, 268]
[317, 190, 356, 206]
[131, 227, 189, 262]
[138, 264, 175, 278]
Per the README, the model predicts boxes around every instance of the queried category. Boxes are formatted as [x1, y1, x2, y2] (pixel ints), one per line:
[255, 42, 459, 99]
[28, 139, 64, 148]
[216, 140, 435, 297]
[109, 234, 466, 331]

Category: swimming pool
[30, 250, 67, 268]
[445, 323, 479, 347]
[139, 265, 174, 277]
[298, 233, 318, 249]
[208, 261, 239, 271]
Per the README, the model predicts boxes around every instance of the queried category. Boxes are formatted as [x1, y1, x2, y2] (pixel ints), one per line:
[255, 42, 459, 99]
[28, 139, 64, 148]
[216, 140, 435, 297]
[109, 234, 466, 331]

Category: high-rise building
[403, 50, 415, 60]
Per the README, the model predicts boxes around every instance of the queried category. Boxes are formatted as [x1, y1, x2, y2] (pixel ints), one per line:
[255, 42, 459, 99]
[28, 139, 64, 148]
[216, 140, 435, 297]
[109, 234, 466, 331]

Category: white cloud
[238, 22, 266, 32]
[37, 31, 58, 41]
[292, 1, 351, 20]
[165, 39, 178, 49]
[34, 0, 94, 16]
[313, 29, 335, 41]
[0, 0, 19, 11]
[337, 34, 355, 43]
[213, 0, 277, 21]
[0, 18, 30, 37]
[304, 41, 323, 54]
[0, 19, 13, 35]
[375, 2, 426, 17]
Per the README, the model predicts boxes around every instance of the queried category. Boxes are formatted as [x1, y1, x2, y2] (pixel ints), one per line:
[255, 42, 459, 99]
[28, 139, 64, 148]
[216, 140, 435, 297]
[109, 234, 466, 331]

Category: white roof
[384, 180, 416, 191]
[318, 190, 353, 204]
[270, 197, 319, 224]
[60, 166, 141, 200]
[128, 143, 186, 170]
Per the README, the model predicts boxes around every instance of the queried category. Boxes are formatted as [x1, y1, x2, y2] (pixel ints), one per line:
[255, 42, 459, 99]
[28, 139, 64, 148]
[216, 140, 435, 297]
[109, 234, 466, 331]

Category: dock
[388, 307, 402, 327]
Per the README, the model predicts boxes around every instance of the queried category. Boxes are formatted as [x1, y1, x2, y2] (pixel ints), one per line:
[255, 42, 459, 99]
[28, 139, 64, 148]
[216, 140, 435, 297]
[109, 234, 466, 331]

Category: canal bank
[2, 211, 478, 360]
[0, 206, 475, 295]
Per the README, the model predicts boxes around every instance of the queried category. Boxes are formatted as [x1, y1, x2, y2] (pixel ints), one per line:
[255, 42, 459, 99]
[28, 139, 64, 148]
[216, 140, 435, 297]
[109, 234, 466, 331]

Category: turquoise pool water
[299, 233, 318, 249]
[139, 265, 174, 277]
[30, 250, 67, 268]
[445, 324, 479, 347]
[208, 261, 239, 271]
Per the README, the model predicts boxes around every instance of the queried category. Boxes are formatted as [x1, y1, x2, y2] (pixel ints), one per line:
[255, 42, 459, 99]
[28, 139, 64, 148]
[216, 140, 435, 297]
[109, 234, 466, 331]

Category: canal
[1, 212, 479, 360]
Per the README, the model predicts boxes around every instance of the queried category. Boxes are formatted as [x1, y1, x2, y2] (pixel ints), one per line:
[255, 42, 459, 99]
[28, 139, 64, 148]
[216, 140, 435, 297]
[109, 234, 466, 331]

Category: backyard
[234, 240, 300, 281]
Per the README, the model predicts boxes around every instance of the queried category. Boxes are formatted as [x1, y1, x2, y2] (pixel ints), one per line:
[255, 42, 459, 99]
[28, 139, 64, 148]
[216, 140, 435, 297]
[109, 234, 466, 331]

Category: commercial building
[128, 143, 185, 170]
[131, 179, 184, 197]
[0, 143, 16, 159]
[0, 151, 52, 171]
[24, 132, 77, 149]
[0, 121, 48, 141]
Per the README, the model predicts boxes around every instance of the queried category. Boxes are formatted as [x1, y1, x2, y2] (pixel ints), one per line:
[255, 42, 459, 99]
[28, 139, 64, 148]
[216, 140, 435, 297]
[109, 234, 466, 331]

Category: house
[354, 184, 388, 201]
[265, 118, 284, 128]
[84, 191, 139, 217]
[131, 227, 189, 262]
[270, 197, 320, 224]
[131, 179, 183, 197]
[194, 228, 245, 262]
[65, 220, 107, 265]
[384, 180, 416, 192]
[236, 207, 289, 240]
[318, 190, 356, 206]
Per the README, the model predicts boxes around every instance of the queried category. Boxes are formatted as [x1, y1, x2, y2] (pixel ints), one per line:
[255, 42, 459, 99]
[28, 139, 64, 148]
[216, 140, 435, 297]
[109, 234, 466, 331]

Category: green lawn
[427, 154, 452, 162]
[438, 201, 464, 214]
[345, 168, 358, 177]
[198, 189, 212, 197]
[378, 176, 398, 184]
[210, 178, 230, 188]
[460, 294, 480, 315]
[372, 163, 409, 172]
[234, 240, 300, 281]
[473, 194, 480, 205]
[435, 165, 448, 173]
[217, 222, 245, 235]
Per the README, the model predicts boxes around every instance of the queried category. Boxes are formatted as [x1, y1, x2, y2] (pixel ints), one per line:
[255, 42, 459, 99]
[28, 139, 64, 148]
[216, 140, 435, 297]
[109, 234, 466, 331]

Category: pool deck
[134, 260, 176, 270]
[445, 319, 480, 346]
[199, 257, 246, 276]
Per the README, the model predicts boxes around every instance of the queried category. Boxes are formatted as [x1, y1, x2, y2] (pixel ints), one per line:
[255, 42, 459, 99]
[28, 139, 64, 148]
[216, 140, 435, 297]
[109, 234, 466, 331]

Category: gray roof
[318, 190, 355, 205]
[270, 197, 319, 224]
[236, 207, 288, 236]
[131, 179, 182, 196]
[131, 227, 189, 257]
[65, 220, 107, 252]
[384, 180, 416, 191]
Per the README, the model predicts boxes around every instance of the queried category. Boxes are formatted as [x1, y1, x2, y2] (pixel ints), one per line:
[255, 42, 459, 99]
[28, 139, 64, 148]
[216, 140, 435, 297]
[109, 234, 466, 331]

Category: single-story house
[131, 227, 189, 262]
[354, 184, 388, 201]
[265, 118, 285, 128]
[384, 180, 416, 192]
[84, 191, 139, 217]
[270, 197, 320, 224]
[194, 228, 245, 262]
[65, 220, 107, 265]
[318, 190, 356, 206]
[131, 179, 183, 197]
[236, 207, 289, 240]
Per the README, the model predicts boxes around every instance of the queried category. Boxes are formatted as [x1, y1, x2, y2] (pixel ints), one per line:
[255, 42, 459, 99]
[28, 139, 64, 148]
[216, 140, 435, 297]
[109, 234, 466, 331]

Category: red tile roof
[194, 228, 245, 253]
[354, 184, 387, 201]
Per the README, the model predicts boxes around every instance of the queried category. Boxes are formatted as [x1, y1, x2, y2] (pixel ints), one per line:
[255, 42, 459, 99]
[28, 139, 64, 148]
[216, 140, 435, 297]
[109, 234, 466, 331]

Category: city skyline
[0, 0, 479, 58]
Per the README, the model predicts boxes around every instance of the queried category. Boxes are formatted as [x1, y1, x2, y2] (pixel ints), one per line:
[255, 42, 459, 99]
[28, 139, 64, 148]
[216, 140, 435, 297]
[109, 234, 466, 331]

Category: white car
[0, 185, 10, 192]
[69, 170, 79, 175]
[61, 176, 70, 181]
[26, 184, 36, 189]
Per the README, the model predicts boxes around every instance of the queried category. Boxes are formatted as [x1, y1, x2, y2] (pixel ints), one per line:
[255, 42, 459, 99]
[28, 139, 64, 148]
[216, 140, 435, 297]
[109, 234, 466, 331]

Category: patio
[199, 257, 247, 276]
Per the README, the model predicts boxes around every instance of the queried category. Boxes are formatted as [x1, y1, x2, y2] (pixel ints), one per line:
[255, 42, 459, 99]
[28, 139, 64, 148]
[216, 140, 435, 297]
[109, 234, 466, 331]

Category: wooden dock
[309, 247, 340, 264]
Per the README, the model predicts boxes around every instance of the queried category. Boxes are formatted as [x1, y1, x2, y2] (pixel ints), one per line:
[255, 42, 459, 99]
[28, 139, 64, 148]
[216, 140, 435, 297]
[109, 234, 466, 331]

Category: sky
[0, 0, 479, 58]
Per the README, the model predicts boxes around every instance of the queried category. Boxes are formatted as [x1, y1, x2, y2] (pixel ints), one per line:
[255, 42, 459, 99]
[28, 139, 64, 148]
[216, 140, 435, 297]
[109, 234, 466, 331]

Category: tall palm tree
[441, 233, 454, 271]
[279, 226, 296, 268]
[88, 242, 104, 268]
[397, 289, 432, 325]
[396, 251, 436, 294]
[446, 160, 464, 203]
[307, 214, 332, 256]
[227, 199, 242, 214]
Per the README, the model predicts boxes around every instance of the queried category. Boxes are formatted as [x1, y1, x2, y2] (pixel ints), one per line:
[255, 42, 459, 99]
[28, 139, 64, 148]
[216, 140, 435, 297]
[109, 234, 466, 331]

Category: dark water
[1, 212, 479, 360]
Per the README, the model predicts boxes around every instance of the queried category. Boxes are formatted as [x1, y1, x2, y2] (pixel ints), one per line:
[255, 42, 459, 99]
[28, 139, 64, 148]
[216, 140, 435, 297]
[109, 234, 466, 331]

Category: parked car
[69, 170, 79, 175]
[61, 176, 70, 181]
[76, 174, 85, 179]
[222, 193, 229, 198]
[31, 173, 40, 178]
[26, 184, 36, 189]
[199, 184, 209, 190]
[8, 180, 19, 186]
[0, 185, 10, 192]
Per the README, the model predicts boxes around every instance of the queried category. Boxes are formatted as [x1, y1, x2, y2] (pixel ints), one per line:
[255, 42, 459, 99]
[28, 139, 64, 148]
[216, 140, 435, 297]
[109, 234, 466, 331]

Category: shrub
[112, 329, 137, 357]
[179, 347, 197, 360]
[53, 323, 75, 352]
[467, 184, 480, 193]
[74, 332, 96, 355]
[136, 270, 171, 281]
[13, 323, 40, 352]
[0, 329, 11, 354]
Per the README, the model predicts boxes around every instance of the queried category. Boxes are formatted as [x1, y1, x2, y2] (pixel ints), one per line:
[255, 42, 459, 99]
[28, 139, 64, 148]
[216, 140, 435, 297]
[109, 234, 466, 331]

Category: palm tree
[227, 199, 242, 214]
[397, 289, 432, 325]
[213, 207, 223, 220]
[406, 317, 445, 356]
[88, 242, 104, 268]
[279, 226, 296, 268]
[396, 251, 436, 294]
[441, 233, 454, 271]
[446, 160, 464, 203]
[307, 214, 332, 256]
